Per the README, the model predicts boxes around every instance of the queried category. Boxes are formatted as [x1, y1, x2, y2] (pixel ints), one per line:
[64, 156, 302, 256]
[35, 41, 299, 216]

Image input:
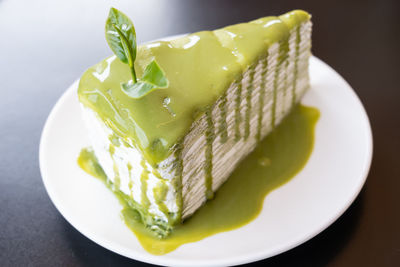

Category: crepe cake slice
[78, 10, 312, 237]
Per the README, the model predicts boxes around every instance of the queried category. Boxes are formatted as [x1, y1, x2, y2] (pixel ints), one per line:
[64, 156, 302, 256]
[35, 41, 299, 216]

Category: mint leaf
[105, 7, 137, 81]
[121, 61, 168, 99]
[141, 60, 168, 88]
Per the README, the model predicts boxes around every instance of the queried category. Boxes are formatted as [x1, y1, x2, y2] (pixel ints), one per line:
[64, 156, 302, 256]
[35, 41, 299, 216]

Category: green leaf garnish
[105, 7, 137, 82]
[105, 7, 169, 98]
[121, 60, 169, 99]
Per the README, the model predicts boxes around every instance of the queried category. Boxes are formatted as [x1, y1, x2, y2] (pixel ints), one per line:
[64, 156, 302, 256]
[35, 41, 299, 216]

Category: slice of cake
[78, 9, 312, 237]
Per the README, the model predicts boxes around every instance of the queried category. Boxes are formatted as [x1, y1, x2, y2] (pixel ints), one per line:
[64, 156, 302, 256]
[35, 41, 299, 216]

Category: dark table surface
[1, 0, 399, 266]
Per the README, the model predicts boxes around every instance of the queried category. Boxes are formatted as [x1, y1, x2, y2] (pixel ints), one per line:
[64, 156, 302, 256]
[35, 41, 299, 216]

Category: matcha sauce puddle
[78, 104, 319, 255]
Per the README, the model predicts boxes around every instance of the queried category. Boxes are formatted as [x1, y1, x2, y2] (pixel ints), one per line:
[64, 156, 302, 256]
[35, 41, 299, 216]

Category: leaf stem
[130, 65, 137, 83]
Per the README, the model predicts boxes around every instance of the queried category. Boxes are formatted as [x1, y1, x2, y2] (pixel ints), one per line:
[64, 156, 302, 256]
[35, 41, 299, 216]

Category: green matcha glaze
[256, 58, 269, 142]
[153, 181, 170, 219]
[78, 10, 310, 165]
[292, 25, 302, 106]
[234, 78, 243, 141]
[171, 142, 183, 225]
[217, 91, 228, 143]
[204, 107, 215, 200]
[279, 9, 310, 30]
[78, 104, 319, 255]
[244, 64, 256, 139]
[140, 159, 150, 209]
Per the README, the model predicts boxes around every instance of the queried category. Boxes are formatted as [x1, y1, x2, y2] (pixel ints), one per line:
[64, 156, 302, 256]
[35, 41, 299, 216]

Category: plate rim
[39, 53, 373, 266]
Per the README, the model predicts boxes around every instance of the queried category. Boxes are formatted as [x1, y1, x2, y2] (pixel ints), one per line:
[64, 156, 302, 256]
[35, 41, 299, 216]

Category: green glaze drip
[78, 10, 310, 165]
[153, 181, 170, 220]
[140, 160, 150, 209]
[172, 142, 183, 225]
[282, 58, 290, 116]
[234, 79, 243, 141]
[109, 144, 115, 155]
[256, 56, 268, 142]
[204, 107, 215, 200]
[150, 169, 162, 179]
[271, 56, 279, 129]
[78, 105, 319, 254]
[109, 144, 121, 190]
[292, 25, 302, 106]
[244, 64, 256, 139]
[271, 39, 289, 129]
[109, 134, 121, 147]
[77, 148, 107, 180]
[218, 91, 228, 143]
[112, 164, 120, 190]
[127, 163, 134, 198]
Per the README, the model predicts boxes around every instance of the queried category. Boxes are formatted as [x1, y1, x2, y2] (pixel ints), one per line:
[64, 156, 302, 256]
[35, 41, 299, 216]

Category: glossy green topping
[78, 10, 310, 165]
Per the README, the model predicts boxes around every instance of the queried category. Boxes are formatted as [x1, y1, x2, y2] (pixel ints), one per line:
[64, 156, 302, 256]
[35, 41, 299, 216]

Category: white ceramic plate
[39, 54, 372, 266]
